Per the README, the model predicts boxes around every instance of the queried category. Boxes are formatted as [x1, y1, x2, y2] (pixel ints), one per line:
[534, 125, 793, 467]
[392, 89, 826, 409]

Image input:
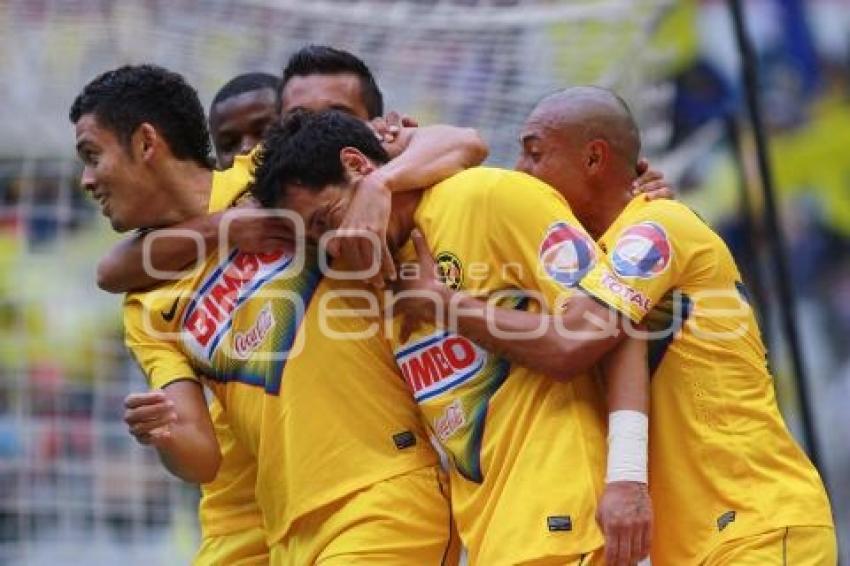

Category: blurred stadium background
[0, 0, 847, 563]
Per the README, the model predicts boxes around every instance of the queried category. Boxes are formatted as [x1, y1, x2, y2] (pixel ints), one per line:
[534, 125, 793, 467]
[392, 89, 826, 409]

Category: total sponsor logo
[539, 221, 597, 288]
[611, 222, 672, 279]
[183, 249, 292, 359]
[395, 331, 486, 403]
[232, 302, 276, 360]
[601, 270, 651, 313]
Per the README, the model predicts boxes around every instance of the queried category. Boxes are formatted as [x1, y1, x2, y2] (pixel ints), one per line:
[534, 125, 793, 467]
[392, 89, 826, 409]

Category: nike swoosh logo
[161, 296, 181, 322]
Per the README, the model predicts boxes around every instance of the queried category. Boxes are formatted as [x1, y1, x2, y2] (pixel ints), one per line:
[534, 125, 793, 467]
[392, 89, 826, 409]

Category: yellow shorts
[702, 526, 837, 566]
[193, 525, 270, 566]
[271, 465, 458, 565]
[516, 548, 603, 566]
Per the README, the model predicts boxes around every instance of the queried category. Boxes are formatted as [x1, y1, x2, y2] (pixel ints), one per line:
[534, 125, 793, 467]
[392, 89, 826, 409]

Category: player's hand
[124, 390, 178, 446]
[393, 228, 451, 341]
[222, 200, 293, 255]
[326, 171, 396, 288]
[632, 158, 673, 201]
[596, 480, 653, 566]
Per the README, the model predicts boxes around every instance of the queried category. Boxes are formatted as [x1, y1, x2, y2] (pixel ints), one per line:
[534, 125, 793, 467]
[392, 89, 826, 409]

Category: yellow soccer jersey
[587, 197, 834, 565]
[256, 274, 439, 544]
[388, 167, 626, 564]
[198, 398, 264, 538]
[124, 166, 320, 542]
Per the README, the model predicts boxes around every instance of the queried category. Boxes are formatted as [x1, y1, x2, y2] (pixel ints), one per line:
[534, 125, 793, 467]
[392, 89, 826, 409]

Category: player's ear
[340, 147, 375, 178]
[585, 139, 608, 175]
[134, 123, 158, 163]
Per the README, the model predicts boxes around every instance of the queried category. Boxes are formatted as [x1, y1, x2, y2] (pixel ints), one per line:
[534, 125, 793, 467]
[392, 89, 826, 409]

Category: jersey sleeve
[578, 200, 708, 323]
[123, 292, 198, 390]
[483, 171, 628, 315]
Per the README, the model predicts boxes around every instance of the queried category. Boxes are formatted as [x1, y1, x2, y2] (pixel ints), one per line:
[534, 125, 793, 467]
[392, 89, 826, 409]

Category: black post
[727, 0, 823, 474]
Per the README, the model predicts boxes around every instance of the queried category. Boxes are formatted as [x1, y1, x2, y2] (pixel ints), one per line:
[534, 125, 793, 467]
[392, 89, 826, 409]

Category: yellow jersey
[256, 274, 439, 544]
[587, 197, 834, 564]
[124, 157, 318, 539]
[388, 167, 626, 564]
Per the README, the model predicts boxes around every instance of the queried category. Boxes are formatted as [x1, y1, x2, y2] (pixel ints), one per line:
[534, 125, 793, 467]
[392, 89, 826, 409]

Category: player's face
[278, 184, 351, 246]
[281, 73, 371, 120]
[75, 114, 153, 232]
[516, 118, 592, 220]
[210, 88, 279, 169]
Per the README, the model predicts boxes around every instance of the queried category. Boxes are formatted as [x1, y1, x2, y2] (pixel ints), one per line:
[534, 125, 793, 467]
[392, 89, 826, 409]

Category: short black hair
[211, 72, 281, 109]
[251, 109, 389, 208]
[282, 45, 384, 118]
[69, 64, 211, 168]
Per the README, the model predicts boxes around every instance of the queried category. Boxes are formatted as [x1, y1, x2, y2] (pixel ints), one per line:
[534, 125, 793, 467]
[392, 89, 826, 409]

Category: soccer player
[250, 109, 655, 566]
[192, 71, 282, 566]
[75, 51, 487, 565]
[208, 72, 280, 169]
[515, 87, 837, 565]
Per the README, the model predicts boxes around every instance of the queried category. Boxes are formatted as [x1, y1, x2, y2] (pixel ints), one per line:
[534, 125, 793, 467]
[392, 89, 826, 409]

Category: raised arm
[97, 214, 223, 293]
[98, 204, 292, 294]
[392, 229, 627, 380]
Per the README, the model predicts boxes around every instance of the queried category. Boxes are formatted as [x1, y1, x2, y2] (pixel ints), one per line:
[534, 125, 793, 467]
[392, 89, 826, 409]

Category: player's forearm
[379, 126, 488, 192]
[97, 213, 223, 293]
[602, 336, 649, 483]
[155, 420, 221, 484]
[154, 381, 221, 484]
[448, 291, 622, 380]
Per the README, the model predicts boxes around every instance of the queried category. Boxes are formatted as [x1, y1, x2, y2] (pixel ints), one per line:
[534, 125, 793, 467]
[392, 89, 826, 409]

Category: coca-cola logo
[232, 302, 276, 359]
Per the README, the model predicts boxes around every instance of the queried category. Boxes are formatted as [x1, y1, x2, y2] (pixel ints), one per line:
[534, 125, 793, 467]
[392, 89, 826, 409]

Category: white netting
[0, 0, 675, 563]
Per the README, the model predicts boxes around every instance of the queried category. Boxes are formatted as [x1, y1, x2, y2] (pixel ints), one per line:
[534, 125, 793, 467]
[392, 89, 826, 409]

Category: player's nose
[80, 166, 97, 193]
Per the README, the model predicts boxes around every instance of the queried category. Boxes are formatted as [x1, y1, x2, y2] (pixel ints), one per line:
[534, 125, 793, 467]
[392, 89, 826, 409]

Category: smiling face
[74, 114, 157, 232]
[209, 87, 278, 169]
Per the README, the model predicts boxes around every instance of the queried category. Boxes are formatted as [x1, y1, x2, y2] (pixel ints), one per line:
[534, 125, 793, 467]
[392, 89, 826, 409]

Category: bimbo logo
[612, 222, 671, 279]
[182, 249, 291, 359]
[539, 221, 596, 287]
[395, 331, 486, 402]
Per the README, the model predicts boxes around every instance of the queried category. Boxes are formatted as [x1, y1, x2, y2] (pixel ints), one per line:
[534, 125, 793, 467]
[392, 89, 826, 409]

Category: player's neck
[156, 161, 214, 226]
[583, 182, 633, 239]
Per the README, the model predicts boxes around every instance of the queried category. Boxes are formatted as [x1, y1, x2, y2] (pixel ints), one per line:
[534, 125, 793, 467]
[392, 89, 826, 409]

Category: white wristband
[606, 409, 648, 484]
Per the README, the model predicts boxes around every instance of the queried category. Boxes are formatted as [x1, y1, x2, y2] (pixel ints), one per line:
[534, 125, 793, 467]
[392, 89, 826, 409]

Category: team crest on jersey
[612, 222, 671, 279]
[435, 251, 463, 290]
[539, 221, 597, 288]
[395, 331, 486, 402]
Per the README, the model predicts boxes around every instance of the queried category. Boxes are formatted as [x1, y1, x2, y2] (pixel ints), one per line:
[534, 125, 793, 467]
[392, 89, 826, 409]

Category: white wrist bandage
[606, 410, 648, 484]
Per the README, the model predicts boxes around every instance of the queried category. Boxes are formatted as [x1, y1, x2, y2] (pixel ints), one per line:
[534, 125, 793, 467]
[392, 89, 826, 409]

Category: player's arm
[97, 217, 222, 293]
[394, 229, 627, 380]
[123, 295, 221, 483]
[596, 336, 652, 566]
[123, 381, 221, 484]
[97, 204, 291, 294]
[329, 124, 488, 287]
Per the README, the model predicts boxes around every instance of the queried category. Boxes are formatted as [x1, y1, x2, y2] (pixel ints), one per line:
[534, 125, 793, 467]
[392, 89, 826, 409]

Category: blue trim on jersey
[414, 358, 486, 403]
[205, 255, 294, 358]
[395, 330, 452, 359]
[648, 291, 692, 375]
[181, 248, 240, 325]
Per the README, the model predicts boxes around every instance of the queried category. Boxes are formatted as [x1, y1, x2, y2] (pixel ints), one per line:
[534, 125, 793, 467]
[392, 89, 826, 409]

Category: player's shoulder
[429, 166, 567, 212]
[624, 198, 715, 242]
[210, 162, 253, 213]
